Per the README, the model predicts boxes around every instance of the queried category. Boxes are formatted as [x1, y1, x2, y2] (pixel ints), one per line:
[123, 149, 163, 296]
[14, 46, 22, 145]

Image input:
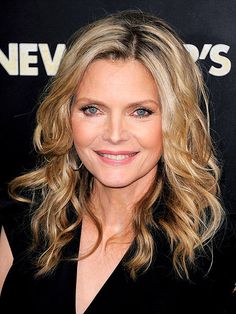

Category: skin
[0, 227, 13, 294]
[71, 58, 163, 227]
[71, 58, 163, 313]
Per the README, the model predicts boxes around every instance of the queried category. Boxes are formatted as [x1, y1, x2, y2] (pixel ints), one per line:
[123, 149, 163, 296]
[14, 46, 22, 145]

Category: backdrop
[0, 0, 235, 213]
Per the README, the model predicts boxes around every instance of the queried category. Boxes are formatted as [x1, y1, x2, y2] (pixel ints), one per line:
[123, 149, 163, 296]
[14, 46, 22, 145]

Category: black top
[0, 199, 235, 314]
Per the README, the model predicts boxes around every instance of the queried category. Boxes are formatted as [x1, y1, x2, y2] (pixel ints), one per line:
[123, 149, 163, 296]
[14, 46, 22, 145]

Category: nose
[102, 113, 129, 144]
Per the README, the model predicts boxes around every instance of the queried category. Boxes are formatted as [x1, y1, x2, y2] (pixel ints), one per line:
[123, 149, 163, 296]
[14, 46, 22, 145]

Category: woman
[0, 9, 235, 314]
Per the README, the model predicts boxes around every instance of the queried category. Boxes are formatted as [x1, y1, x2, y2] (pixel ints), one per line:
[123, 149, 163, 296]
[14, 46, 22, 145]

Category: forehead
[75, 59, 159, 103]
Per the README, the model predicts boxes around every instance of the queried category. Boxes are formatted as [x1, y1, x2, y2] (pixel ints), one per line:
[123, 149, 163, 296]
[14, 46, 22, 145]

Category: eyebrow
[75, 97, 160, 108]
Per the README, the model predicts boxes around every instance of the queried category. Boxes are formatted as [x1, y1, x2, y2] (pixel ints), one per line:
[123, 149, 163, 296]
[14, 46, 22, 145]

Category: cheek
[138, 120, 163, 151]
[71, 120, 96, 147]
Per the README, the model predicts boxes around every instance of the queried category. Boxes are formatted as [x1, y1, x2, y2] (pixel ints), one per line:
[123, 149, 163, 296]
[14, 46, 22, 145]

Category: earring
[66, 153, 83, 171]
[74, 161, 83, 171]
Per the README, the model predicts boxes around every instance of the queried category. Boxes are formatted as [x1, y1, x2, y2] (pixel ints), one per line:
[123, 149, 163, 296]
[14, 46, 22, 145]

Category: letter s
[209, 44, 231, 76]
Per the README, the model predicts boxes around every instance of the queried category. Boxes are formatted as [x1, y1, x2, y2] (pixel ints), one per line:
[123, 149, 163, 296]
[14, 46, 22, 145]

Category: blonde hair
[9, 9, 224, 279]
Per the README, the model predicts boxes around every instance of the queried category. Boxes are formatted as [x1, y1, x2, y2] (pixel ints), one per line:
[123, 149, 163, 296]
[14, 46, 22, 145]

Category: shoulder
[146, 211, 236, 312]
[182, 212, 236, 311]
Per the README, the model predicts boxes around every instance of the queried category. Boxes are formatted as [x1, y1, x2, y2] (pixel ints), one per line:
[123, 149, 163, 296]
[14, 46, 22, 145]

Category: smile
[97, 153, 137, 160]
[95, 151, 139, 165]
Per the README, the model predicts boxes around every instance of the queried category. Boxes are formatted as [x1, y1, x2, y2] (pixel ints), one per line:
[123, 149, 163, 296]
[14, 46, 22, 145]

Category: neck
[89, 170, 157, 232]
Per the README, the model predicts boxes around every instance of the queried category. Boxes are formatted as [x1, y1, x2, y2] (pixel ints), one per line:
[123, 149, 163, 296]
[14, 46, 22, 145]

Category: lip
[95, 150, 138, 155]
[94, 150, 139, 166]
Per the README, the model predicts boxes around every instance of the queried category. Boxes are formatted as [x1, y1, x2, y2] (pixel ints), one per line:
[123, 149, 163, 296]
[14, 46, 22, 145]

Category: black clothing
[0, 200, 235, 314]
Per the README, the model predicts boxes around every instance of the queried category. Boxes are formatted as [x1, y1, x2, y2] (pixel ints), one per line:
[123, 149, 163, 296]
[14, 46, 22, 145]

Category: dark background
[0, 0, 235, 213]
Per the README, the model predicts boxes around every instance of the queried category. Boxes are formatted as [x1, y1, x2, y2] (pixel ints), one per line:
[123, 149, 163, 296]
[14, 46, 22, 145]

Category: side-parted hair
[9, 9, 224, 279]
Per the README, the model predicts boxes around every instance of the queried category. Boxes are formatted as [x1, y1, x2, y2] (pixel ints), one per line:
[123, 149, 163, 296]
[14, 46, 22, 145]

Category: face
[71, 59, 162, 191]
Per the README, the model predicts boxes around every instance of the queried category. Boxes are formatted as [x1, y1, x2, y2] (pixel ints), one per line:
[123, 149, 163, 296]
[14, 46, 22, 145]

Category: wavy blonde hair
[9, 9, 224, 279]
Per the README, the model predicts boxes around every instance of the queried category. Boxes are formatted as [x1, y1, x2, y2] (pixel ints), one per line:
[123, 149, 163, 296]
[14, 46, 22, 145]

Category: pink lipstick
[94, 150, 139, 165]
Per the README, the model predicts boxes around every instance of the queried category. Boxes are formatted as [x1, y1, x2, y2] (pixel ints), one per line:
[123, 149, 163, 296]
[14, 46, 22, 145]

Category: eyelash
[79, 105, 154, 119]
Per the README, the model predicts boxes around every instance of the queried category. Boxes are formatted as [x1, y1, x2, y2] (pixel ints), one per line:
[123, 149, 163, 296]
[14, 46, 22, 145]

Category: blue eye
[134, 108, 153, 118]
[79, 105, 154, 118]
[80, 105, 99, 116]
[87, 107, 98, 114]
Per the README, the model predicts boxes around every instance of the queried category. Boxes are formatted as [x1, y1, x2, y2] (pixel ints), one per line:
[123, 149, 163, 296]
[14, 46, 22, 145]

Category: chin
[96, 177, 135, 189]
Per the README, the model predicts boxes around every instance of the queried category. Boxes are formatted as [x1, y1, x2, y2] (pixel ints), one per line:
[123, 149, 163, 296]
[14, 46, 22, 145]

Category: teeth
[98, 153, 136, 160]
